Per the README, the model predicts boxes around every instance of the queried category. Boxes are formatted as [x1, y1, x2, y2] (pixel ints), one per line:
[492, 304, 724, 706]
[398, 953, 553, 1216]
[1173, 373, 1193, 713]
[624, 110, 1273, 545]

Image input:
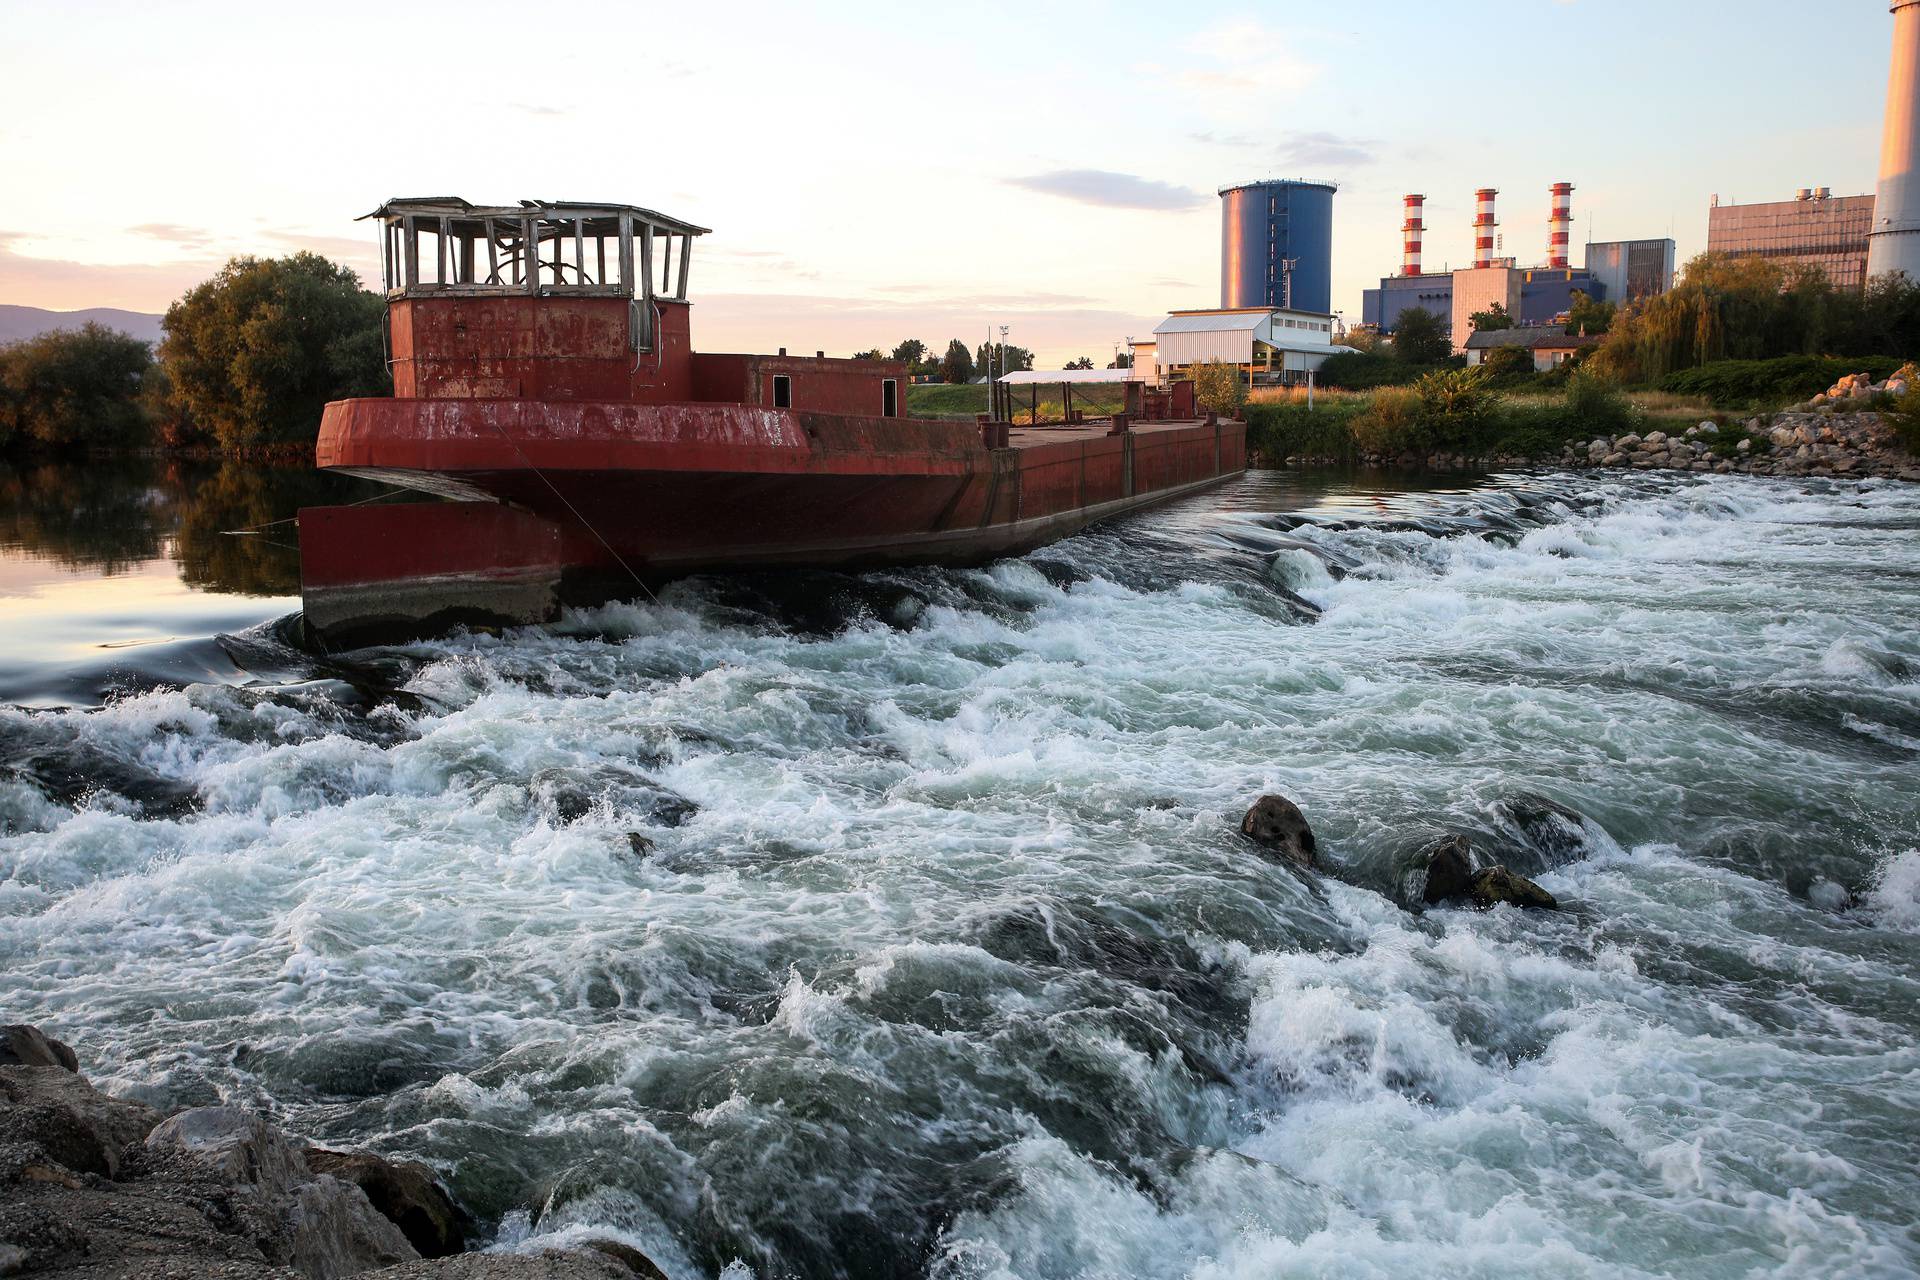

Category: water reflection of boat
[300, 197, 1245, 646]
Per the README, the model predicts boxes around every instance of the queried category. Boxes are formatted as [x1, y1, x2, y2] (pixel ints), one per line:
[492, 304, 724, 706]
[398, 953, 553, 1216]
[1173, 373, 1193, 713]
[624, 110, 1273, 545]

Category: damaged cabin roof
[362, 197, 710, 237]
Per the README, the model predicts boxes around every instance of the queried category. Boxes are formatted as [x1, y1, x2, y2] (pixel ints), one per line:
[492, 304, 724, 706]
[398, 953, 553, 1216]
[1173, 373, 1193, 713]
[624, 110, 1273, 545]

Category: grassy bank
[1246, 371, 1728, 467]
[907, 382, 1129, 422]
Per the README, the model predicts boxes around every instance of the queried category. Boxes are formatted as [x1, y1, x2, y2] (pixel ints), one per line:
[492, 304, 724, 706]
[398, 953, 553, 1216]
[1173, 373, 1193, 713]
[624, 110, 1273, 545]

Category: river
[2, 458, 1917, 1278]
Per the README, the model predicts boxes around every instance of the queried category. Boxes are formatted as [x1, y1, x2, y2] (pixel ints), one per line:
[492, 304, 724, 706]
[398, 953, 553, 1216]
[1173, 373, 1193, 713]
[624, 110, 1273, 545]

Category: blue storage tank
[1220, 180, 1336, 314]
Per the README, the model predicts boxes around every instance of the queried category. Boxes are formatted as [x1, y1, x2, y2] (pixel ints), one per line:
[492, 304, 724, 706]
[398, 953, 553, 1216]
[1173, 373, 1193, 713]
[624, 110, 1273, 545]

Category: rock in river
[1240, 794, 1317, 867]
[1419, 834, 1477, 905]
[1419, 835, 1559, 911]
[1470, 865, 1559, 910]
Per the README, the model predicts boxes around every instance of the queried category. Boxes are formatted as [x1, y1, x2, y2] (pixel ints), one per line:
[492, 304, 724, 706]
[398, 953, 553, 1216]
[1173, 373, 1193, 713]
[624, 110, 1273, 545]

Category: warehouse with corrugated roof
[1144, 307, 1354, 386]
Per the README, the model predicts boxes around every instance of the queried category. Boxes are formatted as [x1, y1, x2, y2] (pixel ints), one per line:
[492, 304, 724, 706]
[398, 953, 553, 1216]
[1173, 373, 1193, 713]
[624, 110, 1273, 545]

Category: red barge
[299, 198, 1246, 644]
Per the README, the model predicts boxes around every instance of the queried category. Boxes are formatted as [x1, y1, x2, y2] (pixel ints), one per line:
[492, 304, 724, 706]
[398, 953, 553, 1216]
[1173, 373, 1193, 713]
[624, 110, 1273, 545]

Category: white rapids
[2, 470, 1918, 1279]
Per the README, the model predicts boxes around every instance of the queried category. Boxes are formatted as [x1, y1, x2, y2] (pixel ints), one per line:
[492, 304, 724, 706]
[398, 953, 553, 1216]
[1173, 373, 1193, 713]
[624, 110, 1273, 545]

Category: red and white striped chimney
[1473, 188, 1498, 269]
[1402, 194, 1426, 276]
[1548, 182, 1574, 269]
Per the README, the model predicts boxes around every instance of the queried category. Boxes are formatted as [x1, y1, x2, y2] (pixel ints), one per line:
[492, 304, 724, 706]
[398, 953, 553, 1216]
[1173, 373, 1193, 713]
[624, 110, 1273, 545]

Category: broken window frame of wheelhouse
[365, 197, 709, 352]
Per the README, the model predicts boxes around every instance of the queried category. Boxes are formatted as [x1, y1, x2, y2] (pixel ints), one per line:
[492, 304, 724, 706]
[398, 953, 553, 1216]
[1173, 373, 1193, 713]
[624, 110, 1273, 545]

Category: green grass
[905, 381, 1130, 423]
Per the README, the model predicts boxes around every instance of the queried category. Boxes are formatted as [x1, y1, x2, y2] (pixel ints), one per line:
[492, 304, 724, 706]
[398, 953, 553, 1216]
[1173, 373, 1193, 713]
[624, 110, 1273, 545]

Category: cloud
[1004, 170, 1206, 212]
[1175, 20, 1321, 97]
[0, 240, 217, 311]
[267, 230, 380, 263]
[1188, 127, 1377, 173]
[1274, 131, 1377, 169]
[130, 223, 213, 249]
[512, 102, 569, 117]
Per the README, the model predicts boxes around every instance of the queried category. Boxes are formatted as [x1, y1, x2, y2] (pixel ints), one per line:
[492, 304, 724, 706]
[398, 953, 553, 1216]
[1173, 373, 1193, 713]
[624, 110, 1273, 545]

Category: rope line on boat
[469, 419, 662, 607]
[217, 487, 421, 537]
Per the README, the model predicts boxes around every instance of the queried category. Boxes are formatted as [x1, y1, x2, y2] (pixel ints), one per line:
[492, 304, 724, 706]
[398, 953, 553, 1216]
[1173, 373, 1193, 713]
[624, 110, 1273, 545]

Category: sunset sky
[0, 0, 1901, 366]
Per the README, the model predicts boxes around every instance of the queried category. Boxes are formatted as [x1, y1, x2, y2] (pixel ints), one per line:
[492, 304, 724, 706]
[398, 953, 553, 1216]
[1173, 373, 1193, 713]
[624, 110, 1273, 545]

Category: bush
[1349, 386, 1427, 456]
[1883, 380, 1920, 454]
[1657, 355, 1907, 408]
[1244, 399, 1360, 464]
[1415, 367, 1503, 450]
[1317, 350, 1456, 390]
[1191, 359, 1247, 418]
[1560, 370, 1638, 438]
[0, 323, 154, 453]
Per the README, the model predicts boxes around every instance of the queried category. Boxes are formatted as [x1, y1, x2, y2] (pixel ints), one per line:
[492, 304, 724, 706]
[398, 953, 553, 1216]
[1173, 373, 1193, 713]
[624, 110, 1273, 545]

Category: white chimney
[1868, 1, 1920, 280]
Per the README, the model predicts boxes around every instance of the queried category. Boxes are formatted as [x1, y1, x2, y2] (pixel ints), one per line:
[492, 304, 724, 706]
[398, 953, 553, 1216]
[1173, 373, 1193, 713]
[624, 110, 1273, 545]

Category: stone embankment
[0, 1029, 663, 1279]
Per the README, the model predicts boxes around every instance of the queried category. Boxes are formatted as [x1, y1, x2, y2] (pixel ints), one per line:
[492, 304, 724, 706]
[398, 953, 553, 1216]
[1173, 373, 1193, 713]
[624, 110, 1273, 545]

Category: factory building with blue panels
[1220, 180, 1336, 315]
[1361, 266, 1606, 336]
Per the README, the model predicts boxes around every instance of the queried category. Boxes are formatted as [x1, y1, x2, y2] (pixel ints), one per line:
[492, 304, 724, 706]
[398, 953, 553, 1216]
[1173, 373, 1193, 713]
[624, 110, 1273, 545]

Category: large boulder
[308, 1147, 472, 1258]
[1239, 794, 1317, 867]
[0, 1063, 162, 1178]
[366, 1250, 648, 1278]
[146, 1107, 419, 1279]
[1, 1025, 79, 1072]
[146, 1106, 310, 1197]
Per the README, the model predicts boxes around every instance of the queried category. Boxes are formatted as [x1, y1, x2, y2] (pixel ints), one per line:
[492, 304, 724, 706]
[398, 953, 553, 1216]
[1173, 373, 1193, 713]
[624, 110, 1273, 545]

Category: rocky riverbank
[1560, 411, 1920, 481]
[1274, 369, 1920, 480]
[0, 1028, 662, 1280]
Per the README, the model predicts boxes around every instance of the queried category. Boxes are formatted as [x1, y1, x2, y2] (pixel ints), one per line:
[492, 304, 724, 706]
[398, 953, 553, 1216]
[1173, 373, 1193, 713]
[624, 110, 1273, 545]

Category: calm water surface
[1, 457, 1917, 1279]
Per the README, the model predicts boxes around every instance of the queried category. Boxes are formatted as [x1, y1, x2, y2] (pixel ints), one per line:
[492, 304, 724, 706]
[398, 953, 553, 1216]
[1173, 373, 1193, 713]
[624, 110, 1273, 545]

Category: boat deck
[1002, 418, 1221, 447]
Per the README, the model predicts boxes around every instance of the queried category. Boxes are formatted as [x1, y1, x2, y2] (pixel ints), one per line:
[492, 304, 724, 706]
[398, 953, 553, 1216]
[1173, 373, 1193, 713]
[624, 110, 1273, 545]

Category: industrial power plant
[1361, 185, 1674, 353]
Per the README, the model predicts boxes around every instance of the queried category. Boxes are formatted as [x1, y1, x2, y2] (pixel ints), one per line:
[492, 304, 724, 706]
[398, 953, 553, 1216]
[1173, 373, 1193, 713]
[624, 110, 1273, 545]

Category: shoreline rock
[0, 1028, 663, 1279]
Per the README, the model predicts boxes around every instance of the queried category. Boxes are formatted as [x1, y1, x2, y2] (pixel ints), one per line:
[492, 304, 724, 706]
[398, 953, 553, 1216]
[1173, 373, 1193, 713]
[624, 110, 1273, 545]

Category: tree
[1566, 290, 1614, 337]
[1479, 344, 1536, 385]
[851, 348, 887, 361]
[0, 323, 154, 453]
[1107, 352, 1133, 369]
[976, 342, 1034, 376]
[1190, 358, 1247, 418]
[890, 339, 927, 370]
[158, 252, 388, 451]
[1469, 302, 1514, 333]
[940, 338, 974, 384]
[1390, 307, 1451, 364]
[1064, 356, 1094, 370]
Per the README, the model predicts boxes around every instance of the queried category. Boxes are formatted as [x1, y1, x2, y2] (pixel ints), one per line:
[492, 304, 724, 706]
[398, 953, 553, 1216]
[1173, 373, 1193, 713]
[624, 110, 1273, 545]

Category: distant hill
[0, 304, 166, 346]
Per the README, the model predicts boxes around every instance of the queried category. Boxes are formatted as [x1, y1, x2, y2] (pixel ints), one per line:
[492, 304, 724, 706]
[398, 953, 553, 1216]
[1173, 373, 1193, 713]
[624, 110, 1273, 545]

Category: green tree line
[0, 252, 388, 455]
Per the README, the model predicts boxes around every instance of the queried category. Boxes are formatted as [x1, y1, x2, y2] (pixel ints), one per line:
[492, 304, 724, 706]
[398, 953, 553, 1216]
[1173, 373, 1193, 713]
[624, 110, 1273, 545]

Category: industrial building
[1361, 186, 1674, 351]
[1138, 306, 1353, 386]
[1707, 189, 1876, 289]
[1585, 239, 1677, 304]
[1219, 180, 1336, 315]
[1462, 326, 1604, 372]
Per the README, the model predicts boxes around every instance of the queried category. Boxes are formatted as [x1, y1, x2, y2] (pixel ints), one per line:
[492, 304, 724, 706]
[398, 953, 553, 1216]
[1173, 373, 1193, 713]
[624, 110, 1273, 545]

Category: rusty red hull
[300, 397, 1245, 644]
